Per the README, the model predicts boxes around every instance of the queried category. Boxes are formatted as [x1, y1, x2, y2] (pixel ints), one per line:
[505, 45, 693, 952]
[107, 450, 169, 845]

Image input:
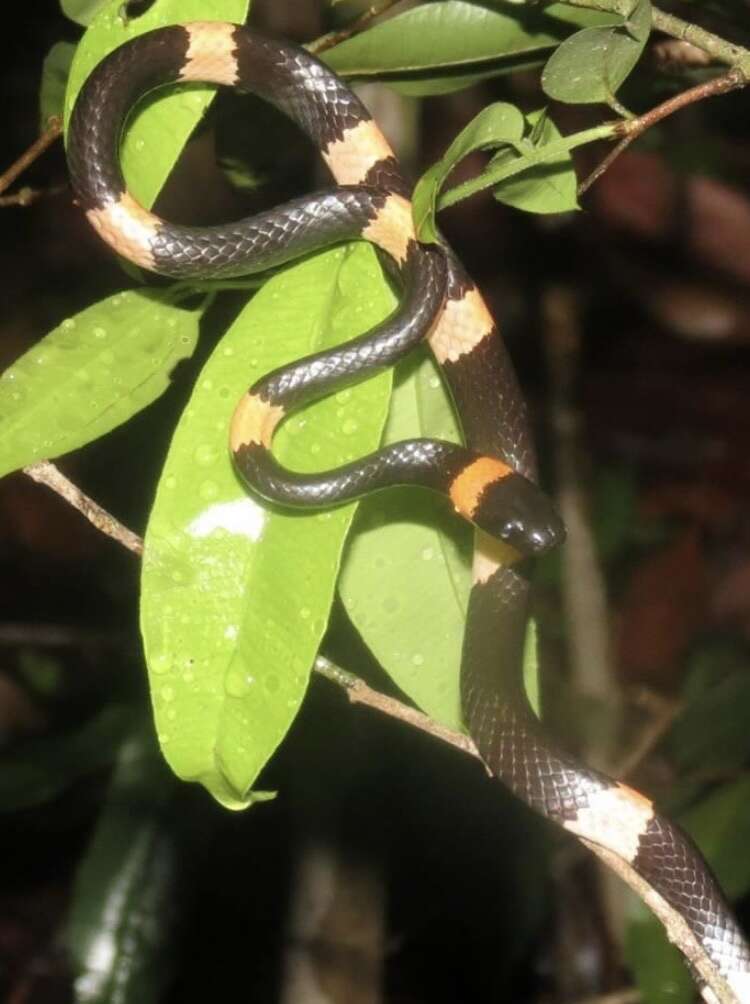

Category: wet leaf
[0, 290, 202, 479]
[140, 244, 394, 808]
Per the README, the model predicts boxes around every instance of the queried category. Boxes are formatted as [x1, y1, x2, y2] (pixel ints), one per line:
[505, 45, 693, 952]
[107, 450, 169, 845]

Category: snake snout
[520, 509, 566, 556]
[476, 473, 565, 557]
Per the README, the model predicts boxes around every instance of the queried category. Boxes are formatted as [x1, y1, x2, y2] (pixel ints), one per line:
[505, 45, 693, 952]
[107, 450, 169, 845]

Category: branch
[23, 462, 143, 556]
[579, 68, 747, 195]
[0, 183, 67, 208]
[0, 118, 62, 197]
[308, 0, 406, 55]
[313, 654, 478, 756]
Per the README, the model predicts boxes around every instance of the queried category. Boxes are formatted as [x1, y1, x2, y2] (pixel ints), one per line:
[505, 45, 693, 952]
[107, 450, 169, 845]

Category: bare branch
[580, 69, 747, 196]
[0, 183, 67, 208]
[308, 0, 406, 55]
[23, 461, 143, 556]
[0, 118, 62, 197]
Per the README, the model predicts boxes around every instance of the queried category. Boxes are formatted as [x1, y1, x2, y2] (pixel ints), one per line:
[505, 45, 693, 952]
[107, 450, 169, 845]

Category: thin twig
[0, 623, 117, 648]
[23, 461, 143, 555]
[582, 840, 740, 1004]
[0, 118, 62, 197]
[308, 0, 406, 55]
[0, 183, 67, 208]
[652, 7, 750, 72]
[313, 654, 477, 757]
[314, 655, 740, 1004]
[579, 68, 747, 196]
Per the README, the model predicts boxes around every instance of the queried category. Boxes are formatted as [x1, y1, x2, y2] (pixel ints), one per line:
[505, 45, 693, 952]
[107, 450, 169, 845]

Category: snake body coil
[68, 22, 750, 1000]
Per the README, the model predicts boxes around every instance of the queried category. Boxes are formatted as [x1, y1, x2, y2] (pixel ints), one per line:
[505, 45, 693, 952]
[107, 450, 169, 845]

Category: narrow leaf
[0, 290, 202, 479]
[140, 245, 395, 808]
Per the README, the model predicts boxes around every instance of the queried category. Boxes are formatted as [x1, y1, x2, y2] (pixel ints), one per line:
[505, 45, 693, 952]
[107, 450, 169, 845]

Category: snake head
[473, 472, 565, 558]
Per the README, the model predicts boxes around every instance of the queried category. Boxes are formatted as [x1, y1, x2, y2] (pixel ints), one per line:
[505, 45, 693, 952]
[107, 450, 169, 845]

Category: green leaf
[67, 718, 186, 1004]
[60, 0, 109, 25]
[542, 0, 652, 106]
[625, 912, 693, 1004]
[0, 290, 202, 479]
[492, 108, 579, 214]
[39, 41, 76, 128]
[324, 0, 618, 93]
[413, 102, 590, 238]
[0, 706, 132, 811]
[64, 0, 250, 209]
[339, 349, 542, 728]
[140, 244, 394, 808]
[339, 350, 470, 728]
[413, 102, 525, 241]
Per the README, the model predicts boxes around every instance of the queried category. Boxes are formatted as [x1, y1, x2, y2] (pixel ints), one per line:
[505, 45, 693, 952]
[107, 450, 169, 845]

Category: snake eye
[474, 473, 565, 557]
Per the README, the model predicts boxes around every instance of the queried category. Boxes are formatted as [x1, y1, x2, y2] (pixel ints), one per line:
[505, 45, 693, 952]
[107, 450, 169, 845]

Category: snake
[66, 21, 750, 1001]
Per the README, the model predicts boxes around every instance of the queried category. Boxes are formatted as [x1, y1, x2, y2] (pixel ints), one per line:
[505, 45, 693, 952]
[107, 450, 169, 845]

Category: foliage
[8, 0, 749, 1000]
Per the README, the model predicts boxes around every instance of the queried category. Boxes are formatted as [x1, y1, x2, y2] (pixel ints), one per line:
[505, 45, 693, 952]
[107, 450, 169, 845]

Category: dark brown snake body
[67, 22, 750, 1000]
